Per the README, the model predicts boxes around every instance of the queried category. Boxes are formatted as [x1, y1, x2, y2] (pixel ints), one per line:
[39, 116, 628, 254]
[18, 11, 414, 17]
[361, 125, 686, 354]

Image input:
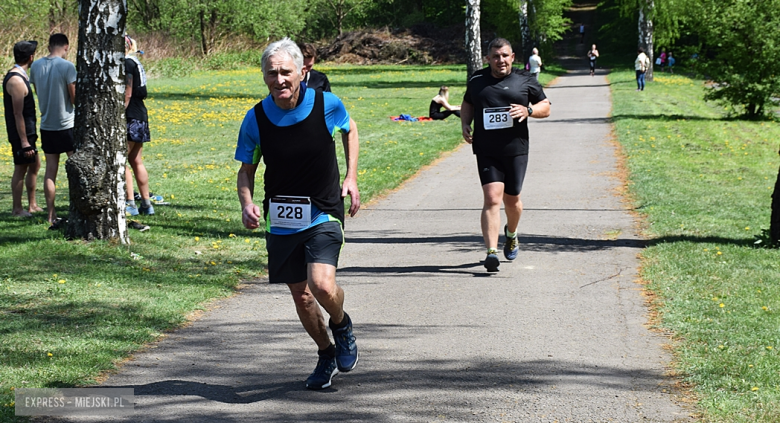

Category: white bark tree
[638, 0, 654, 81]
[65, 0, 128, 243]
[466, 0, 482, 79]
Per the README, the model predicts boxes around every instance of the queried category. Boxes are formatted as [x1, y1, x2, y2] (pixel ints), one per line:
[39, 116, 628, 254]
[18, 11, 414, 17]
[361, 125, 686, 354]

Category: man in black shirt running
[461, 38, 551, 272]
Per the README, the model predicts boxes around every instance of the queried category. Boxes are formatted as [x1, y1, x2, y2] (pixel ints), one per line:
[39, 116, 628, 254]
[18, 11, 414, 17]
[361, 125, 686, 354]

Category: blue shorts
[127, 119, 151, 143]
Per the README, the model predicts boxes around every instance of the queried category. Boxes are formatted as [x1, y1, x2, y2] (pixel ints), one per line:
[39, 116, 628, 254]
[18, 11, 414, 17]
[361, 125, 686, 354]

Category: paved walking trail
[53, 68, 692, 422]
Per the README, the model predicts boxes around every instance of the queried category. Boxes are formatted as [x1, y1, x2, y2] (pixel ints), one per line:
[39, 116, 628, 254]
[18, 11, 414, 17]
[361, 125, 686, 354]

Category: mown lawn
[609, 69, 780, 422]
[0, 63, 561, 422]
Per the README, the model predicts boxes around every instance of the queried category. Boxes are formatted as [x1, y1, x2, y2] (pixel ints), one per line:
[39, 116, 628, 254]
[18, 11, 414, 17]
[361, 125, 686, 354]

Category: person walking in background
[236, 38, 360, 391]
[587, 44, 599, 77]
[297, 42, 331, 92]
[123, 35, 154, 217]
[635, 48, 650, 91]
[3, 41, 42, 218]
[579, 24, 585, 43]
[429, 86, 461, 120]
[29, 33, 76, 229]
[667, 52, 675, 74]
[658, 50, 667, 72]
[528, 48, 542, 80]
[460, 38, 551, 273]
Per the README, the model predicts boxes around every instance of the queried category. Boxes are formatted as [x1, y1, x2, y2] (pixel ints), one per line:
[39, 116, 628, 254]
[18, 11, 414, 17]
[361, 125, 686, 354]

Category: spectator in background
[528, 48, 542, 80]
[29, 33, 76, 229]
[667, 52, 675, 74]
[635, 47, 650, 91]
[297, 42, 331, 92]
[579, 24, 585, 43]
[124, 35, 154, 216]
[430, 86, 461, 120]
[3, 40, 42, 217]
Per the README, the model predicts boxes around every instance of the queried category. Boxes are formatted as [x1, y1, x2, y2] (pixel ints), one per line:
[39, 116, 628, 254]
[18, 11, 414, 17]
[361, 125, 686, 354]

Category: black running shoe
[128, 220, 150, 232]
[484, 253, 500, 272]
[331, 313, 358, 372]
[305, 351, 339, 390]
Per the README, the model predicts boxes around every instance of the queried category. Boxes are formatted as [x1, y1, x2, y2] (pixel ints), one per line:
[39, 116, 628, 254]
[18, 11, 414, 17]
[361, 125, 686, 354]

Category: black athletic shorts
[476, 154, 529, 196]
[265, 221, 344, 284]
[9, 134, 38, 165]
[127, 119, 151, 143]
[41, 128, 75, 154]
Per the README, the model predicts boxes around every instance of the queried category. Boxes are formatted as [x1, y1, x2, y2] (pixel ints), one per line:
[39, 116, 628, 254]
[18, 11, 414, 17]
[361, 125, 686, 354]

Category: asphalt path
[47, 68, 692, 422]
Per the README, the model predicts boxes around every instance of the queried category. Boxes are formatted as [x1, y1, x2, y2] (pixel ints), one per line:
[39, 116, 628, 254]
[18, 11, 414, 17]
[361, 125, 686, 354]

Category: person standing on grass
[460, 37, 551, 273]
[667, 52, 675, 74]
[528, 48, 542, 80]
[297, 42, 331, 92]
[29, 33, 76, 229]
[587, 44, 599, 77]
[236, 38, 360, 390]
[3, 40, 42, 218]
[635, 47, 650, 91]
[123, 35, 154, 217]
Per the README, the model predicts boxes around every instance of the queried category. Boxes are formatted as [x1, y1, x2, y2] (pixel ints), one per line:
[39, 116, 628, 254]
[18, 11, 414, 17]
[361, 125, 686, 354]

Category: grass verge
[608, 69, 780, 422]
[0, 64, 560, 422]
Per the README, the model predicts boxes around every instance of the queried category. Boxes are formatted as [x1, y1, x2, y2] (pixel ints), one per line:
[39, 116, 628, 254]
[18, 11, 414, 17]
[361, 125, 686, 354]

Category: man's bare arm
[460, 101, 475, 144]
[341, 118, 360, 217]
[237, 162, 260, 229]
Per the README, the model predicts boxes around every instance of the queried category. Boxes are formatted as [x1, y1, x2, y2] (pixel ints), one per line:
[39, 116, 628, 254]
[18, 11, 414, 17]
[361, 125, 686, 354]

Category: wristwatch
[527, 106, 533, 117]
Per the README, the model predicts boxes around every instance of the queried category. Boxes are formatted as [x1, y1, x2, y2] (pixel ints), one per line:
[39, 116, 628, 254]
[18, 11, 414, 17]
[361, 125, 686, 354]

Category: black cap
[13, 40, 38, 63]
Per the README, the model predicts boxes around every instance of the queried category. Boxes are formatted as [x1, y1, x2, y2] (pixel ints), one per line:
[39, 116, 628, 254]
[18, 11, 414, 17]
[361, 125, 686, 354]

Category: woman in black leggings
[429, 86, 461, 120]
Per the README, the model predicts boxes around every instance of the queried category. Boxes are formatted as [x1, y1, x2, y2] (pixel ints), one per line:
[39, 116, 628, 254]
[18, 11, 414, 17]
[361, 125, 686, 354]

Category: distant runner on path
[235, 38, 361, 390]
[460, 37, 551, 272]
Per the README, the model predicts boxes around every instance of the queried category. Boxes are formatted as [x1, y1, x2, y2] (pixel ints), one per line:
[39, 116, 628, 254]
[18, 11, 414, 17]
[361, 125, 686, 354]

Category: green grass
[0, 64, 561, 422]
[609, 69, 780, 422]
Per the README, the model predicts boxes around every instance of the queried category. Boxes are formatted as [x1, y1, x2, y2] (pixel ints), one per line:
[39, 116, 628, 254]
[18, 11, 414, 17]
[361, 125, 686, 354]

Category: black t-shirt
[306, 69, 331, 92]
[463, 67, 547, 156]
[125, 57, 148, 122]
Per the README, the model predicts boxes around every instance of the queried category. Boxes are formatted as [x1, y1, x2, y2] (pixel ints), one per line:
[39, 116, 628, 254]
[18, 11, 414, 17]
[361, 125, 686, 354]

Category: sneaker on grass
[330, 313, 358, 372]
[503, 225, 519, 261]
[139, 203, 155, 215]
[305, 351, 339, 390]
[126, 204, 139, 216]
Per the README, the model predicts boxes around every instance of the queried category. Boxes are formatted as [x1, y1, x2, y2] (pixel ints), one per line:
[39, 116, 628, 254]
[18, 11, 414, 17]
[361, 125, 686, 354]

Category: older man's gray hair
[261, 37, 304, 76]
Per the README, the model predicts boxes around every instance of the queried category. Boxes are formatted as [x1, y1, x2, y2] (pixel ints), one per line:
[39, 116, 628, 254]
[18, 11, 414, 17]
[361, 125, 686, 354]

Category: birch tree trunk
[65, 0, 128, 243]
[465, 0, 482, 79]
[638, 0, 654, 81]
[519, 0, 532, 69]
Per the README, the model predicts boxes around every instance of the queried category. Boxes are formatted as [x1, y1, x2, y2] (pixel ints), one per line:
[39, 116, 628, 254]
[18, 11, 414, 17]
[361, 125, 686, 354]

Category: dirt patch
[318, 24, 471, 65]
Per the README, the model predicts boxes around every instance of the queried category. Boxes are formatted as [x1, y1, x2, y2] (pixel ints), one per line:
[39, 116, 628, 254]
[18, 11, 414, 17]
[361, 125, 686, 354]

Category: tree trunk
[519, 0, 532, 69]
[638, 0, 654, 82]
[771, 148, 780, 246]
[465, 0, 482, 79]
[65, 0, 128, 243]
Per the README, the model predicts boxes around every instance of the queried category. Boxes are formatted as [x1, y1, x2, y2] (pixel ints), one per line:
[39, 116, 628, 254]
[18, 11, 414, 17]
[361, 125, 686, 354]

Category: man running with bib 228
[460, 38, 550, 272]
[236, 38, 360, 390]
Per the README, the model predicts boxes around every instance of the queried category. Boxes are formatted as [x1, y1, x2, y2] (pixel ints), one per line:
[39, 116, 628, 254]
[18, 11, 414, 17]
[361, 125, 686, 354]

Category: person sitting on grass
[429, 86, 461, 120]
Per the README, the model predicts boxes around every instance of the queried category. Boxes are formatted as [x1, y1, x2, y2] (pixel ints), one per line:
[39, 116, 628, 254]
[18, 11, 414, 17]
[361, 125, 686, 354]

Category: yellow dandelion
[195, 236, 200, 242]
[58, 279, 66, 284]
[762, 306, 768, 311]
[245, 239, 250, 243]
[719, 303, 725, 308]
[717, 251, 722, 255]
[752, 387, 759, 391]
[767, 346, 773, 350]
[47, 352, 53, 357]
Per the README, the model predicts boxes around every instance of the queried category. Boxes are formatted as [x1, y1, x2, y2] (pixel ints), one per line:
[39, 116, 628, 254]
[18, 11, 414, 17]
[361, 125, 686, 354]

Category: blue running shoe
[330, 313, 358, 372]
[139, 203, 155, 215]
[503, 225, 519, 261]
[126, 204, 139, 216]
[484, 253, 500, 272]
[305, 350, 339, 390]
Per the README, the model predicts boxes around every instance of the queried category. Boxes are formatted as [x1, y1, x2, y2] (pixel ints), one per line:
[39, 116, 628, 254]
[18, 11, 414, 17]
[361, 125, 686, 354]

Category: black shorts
[265, 221, 344, 284]
[127, 119, 151, 143]
[9, 135, 39, 165]
[41, 128, 75, 154]
[476, 154, 529, 196]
